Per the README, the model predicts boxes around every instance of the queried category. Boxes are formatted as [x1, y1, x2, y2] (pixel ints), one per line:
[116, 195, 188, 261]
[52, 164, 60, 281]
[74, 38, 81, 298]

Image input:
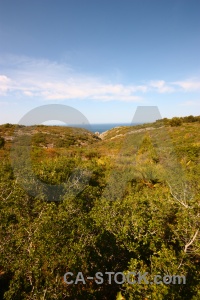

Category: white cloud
[0, 56, 146, 102]
[173, 80, 200, 92]
[0, 75, 11, 95]
[149, 80, 174, 93]
[1, 55, 200, 103]
[23, 90, 34, 96]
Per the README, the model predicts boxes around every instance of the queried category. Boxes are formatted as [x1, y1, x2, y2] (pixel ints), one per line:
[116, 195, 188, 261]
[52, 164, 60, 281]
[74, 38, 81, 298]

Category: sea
[66, 123, 140, 134]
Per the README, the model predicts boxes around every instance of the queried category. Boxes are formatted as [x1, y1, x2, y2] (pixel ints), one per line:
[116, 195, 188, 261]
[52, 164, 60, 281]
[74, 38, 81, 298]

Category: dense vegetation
[0, 116, 200, 299]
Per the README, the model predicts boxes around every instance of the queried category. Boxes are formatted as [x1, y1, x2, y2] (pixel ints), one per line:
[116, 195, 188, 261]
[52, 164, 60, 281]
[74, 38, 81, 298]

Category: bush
[0, 136, 5, 148]
[32, 133, 46, 145]
[184, 115, 196, 123]
[3, 123, 13, 128]
[169, 117, 182, 127]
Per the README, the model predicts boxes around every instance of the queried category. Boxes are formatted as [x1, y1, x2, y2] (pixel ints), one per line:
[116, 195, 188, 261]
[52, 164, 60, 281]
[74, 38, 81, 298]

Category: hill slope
[0, 117, 200, 300]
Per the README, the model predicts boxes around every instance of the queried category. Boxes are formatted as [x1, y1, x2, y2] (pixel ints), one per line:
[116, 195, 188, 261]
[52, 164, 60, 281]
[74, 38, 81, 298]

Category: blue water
[69, 123, 140, 133]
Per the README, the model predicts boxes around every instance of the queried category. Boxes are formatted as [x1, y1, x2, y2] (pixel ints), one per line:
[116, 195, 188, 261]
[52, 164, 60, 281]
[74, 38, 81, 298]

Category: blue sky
[0, 0, 200, 124]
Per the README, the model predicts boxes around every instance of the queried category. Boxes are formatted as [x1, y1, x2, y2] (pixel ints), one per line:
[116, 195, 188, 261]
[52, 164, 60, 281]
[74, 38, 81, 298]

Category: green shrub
[32, 133, 46, 145]
[169, 117, 182, 127]
[0, 136, 5, 148]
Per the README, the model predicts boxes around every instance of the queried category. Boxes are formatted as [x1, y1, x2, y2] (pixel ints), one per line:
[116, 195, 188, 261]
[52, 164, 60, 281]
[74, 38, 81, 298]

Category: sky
[0, 0, 200, 124]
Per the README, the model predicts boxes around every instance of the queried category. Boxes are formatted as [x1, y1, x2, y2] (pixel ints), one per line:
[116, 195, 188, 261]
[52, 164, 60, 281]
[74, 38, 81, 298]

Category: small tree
[169, 117, 182, 127]
[0, 136, 5, 148]
[184, 115, 196, 123]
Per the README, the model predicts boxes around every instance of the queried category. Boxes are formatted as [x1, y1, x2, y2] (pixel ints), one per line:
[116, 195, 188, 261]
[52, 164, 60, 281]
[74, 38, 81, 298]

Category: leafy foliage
[0, 136, 5, 148]
[0, 117, 200, 299]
